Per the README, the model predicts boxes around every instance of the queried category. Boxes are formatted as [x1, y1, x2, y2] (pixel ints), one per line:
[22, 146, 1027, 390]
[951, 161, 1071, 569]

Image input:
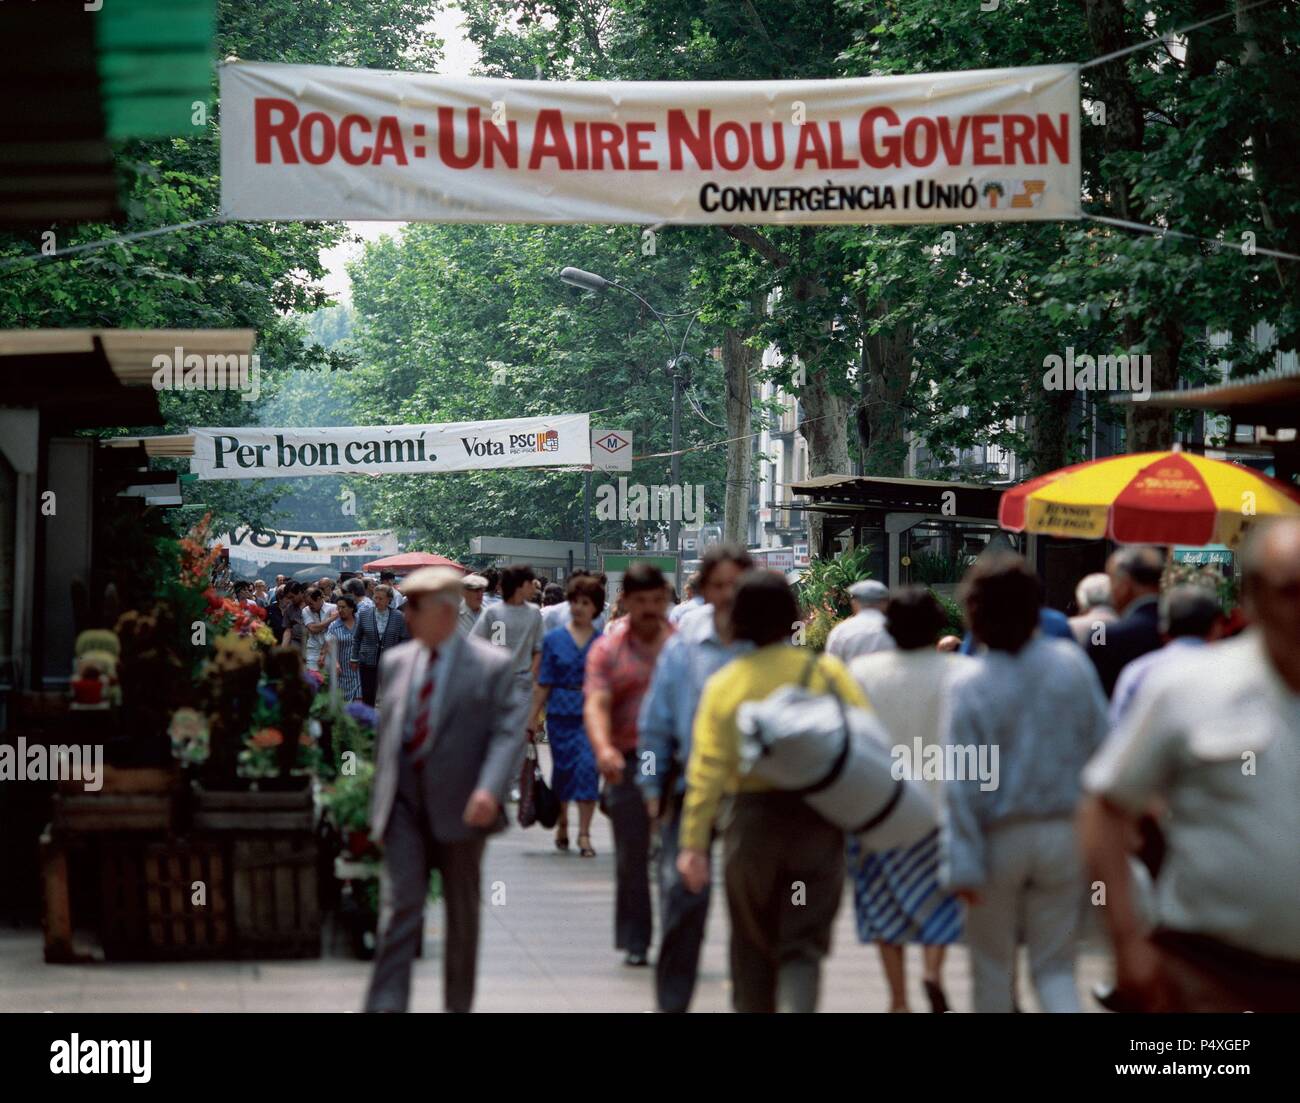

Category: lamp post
[559, 267, 697, 553]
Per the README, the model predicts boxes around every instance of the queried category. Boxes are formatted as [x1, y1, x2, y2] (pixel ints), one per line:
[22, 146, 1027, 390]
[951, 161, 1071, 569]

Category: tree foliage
[341, 221, 731, 551]
[456, 0, 1300, 487]
[0, 0, 445, 534]
[6, 0, 1297, 560]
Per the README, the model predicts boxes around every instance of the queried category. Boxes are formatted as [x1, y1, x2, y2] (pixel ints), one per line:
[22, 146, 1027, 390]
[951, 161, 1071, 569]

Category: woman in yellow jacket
[678, 570, 868, 1013]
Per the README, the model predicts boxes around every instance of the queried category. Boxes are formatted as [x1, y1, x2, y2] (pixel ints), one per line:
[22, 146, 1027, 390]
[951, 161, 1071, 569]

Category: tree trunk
[1086, 0, 1177, 450]
[717, 227, 852, 551]
[1237, 0, 1300, 299]
[1126, 318, 1185, 452]
[856, 291, 913, 476]
[1027, 389, 1074, 476]
[1083, 0, 1144, 224]
[721, 322, 756, 545]
[799, 355, 852, 557]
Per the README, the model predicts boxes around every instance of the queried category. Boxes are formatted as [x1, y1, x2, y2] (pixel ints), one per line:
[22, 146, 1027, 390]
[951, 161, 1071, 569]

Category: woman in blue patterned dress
[326, 595, 362, 702]
[527, 574, 603, 857]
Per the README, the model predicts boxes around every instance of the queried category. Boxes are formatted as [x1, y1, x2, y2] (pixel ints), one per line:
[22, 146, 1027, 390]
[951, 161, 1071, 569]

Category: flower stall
[40, 514, 381, 962]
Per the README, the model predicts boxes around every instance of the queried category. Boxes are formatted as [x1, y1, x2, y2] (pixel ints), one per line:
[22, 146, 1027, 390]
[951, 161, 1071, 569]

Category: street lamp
[559, 267, 609, 293]
[559, 265, 698, 553]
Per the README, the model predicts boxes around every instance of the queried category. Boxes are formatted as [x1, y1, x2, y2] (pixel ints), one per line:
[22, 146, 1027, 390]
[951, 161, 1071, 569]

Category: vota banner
[215, 528, 399, 560]
[190, 414, 591, 480]
[219, 61, 1081, 225]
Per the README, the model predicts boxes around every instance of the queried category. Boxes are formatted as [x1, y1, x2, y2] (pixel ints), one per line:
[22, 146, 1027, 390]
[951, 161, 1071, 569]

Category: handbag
[517, 741, 560, 829]
[533, 764, 559, 829]
[517, 743, 538, 828]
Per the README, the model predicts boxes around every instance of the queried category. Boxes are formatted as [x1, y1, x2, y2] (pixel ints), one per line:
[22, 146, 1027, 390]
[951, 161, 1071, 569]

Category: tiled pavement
[0, 753, 1111, 1012]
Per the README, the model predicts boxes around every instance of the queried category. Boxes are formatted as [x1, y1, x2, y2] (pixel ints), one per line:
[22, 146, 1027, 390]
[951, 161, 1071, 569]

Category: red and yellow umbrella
[999, 450, 1300, 547]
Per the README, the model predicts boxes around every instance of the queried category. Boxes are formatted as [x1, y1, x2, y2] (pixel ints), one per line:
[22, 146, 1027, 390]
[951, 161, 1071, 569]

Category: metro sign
[590, 427, 633, 471]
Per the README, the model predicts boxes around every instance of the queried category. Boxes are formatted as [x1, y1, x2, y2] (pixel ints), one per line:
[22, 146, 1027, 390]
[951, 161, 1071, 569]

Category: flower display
[251, 727, 283, 748]
[222, 647, 323, 779]
[213, 631, 259, 663]
[160, 514, 273, 645]
[239, 716, 322, 777]
[203, 583, 272, 641]
[76, 649, 118, 680]
[168, 707, 210, 764]
[344, 701, 379, 730]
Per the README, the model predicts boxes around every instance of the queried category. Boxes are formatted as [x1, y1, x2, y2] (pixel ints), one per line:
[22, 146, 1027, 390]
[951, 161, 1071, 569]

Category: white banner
[190, 414, 591, 480]
[220, 62, 1080, 225]
[216, 528, 399, 561]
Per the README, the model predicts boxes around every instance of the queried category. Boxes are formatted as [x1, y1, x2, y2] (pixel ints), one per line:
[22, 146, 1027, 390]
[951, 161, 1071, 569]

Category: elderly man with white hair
[824, 579, 895, 662]
[458, 573, 489, 637]
[1067, 571, 1117, 645]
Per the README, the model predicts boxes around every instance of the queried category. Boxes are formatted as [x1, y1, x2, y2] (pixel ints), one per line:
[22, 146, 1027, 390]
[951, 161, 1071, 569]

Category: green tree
[0, 0, 445, 534]
[340, 220, 731, 554]
[459, 0, 1300, 496]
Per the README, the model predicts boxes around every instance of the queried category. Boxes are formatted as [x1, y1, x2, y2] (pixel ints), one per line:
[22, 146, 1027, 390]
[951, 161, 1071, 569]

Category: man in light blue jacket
[941, 552, 1108, 1013]
[637, 544, 752, 1012]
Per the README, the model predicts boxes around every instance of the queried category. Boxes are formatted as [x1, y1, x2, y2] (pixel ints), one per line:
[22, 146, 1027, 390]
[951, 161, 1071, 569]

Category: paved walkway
[0, 755, 1110, 1012]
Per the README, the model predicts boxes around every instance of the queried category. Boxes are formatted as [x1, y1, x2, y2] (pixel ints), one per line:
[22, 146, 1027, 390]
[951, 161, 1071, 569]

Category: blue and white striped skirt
[846, 827, 962, 946]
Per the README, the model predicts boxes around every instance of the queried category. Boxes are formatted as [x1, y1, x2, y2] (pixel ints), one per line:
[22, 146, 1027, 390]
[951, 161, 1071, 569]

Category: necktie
[404, 649, 438, 758]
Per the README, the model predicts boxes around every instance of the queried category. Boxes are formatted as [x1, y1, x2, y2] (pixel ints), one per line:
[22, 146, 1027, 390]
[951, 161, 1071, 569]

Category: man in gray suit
[364, 567, 528, 1013]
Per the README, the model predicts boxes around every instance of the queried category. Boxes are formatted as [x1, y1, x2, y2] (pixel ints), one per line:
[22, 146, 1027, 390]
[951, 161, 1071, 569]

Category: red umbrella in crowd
[362, 552, 468, 573]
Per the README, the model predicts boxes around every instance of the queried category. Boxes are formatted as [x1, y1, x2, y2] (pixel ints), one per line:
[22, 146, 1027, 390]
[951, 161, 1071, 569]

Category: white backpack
[737, 654, 935, 850]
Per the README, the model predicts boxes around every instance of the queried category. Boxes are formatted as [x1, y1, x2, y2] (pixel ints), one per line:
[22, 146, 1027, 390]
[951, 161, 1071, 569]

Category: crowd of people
[241, 519, 1300, 1015]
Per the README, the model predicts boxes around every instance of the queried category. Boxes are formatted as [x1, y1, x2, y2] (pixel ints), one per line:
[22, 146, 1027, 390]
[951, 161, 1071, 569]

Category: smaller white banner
[216, 527, 399, 561]
[591, 428, 633, 472]
[190, 414, 591, 479]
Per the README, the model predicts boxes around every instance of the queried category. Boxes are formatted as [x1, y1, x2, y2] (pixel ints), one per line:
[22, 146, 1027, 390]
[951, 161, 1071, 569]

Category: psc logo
[509, 430, 560, 453]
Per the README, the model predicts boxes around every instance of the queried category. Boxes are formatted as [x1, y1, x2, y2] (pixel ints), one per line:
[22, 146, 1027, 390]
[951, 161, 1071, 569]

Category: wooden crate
[99, 840, 231, 960]
[232, 835, 320, 958]
[12, 691, 70, 724]
[57, 764, 176, 796]
[39, 831, 75, 963]
[193, 785, 314, 832]
[53, 791, 173, 833]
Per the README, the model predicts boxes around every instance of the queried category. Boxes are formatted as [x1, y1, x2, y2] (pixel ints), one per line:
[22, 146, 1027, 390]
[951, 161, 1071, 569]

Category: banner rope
[0, 216, 226, 271]
[1081, 212, 1300, 263]
[633, 396, 873, 462]
[1078, 0, 1281, 70]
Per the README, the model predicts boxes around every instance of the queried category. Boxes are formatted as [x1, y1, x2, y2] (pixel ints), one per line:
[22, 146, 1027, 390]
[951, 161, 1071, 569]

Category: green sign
[1172, 544, 1234, 569]
[601, 554, 679, 575]
[601, 553, 681, 599]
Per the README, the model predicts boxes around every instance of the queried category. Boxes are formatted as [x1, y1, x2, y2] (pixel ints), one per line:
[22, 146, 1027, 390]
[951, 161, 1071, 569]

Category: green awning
[0, 0, 215, 225]
[96, 0, 217, 140]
